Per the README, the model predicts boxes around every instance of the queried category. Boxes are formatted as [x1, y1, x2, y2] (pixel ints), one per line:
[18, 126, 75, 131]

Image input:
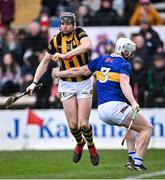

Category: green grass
[0, 149, 164, 179]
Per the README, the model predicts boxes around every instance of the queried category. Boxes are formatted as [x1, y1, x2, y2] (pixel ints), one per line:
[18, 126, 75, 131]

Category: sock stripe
[82, 132, 92, 137]
[129, 152, 136, 155]
[74, 133, 82, 138]
[70, 128, 83, 144]
[81, 125, 92, 133]
[81, 124, 94, 146]
[134, 157, 143, 161]
[71, 129, 81, 135]
[84, 138, 93, 142]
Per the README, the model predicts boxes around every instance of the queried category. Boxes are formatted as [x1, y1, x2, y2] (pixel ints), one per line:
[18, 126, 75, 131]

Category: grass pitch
[0, 149, 164, 179]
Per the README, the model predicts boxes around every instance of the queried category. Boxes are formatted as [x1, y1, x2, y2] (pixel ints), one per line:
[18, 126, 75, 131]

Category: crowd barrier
[0, 108, 164, 150]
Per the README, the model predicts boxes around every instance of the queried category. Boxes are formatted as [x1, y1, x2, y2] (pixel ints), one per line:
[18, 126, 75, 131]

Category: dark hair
[1, 53, 17, 75]
[153, 54, 164, 61]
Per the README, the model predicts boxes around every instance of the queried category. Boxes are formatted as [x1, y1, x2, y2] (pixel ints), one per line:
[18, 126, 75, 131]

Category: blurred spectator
[77, 4, 92, 26]
[131, 33, 149, 67]
[92, 0, 120, 26]
[16, 28, 27, 45]
[22, 22, 47, 90]
[22, 22, 48, 54]
[129, 0, 164, 25]
[156, 41, 165, 59]
[34, 7, 50, 39]
[123, 0, 138, 25]
[116, 32, 126, 40]
[83, 0, 101, 13]
[0, 0, 15, 28]
[56, 0, 80, 15]
[139, 19, 162, 63]
[0, 25, 7, 59]
[0, 53, 22, 96]
[113, 0, 124, 18]
[3, 29, 22, 66]
[95, 34, 114, 57]
[130, 56, 147, 107]
[41, 0, 60, 17]
[35, 50, 55, 109]
[147, 54, 165, 107]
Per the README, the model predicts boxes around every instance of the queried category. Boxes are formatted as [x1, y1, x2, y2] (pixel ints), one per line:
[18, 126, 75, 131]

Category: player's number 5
[99, 67, 111, 83]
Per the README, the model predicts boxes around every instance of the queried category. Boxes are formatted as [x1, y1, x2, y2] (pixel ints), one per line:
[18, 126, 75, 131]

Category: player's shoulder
[75, 27, 88, 38]
[75, 27, 85, 32]
[51, 32, 61, 40]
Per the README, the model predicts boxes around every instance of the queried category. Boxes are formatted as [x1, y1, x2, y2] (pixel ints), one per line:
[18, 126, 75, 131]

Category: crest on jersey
[105, 58, 113, 62]
[66, 43, 71, 51]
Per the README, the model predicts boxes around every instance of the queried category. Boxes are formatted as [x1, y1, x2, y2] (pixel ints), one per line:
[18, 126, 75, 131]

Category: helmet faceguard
[115, 38, 136, 60]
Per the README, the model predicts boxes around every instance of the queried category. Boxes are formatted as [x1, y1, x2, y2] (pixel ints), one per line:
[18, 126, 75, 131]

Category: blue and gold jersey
[88, 54, 131, 106]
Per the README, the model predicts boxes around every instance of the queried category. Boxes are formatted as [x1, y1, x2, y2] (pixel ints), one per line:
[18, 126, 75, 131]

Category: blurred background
[0, 0, 165, 109]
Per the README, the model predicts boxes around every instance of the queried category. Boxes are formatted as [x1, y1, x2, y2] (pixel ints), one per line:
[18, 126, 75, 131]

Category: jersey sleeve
[87, 57, 100, 73]
[47, 38, 56, 55]
[76, 28, 88, 41]
[120, 62, 131, 76]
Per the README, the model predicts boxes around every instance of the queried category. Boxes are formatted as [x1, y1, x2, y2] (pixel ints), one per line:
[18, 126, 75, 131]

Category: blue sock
[134, 157, 143, 166]
[128, 151, 136, 160]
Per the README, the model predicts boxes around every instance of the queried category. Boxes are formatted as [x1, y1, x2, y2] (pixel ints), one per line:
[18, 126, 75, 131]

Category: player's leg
[125, 130, 137, 168]
[77, 77, 99, 166]
[58, 79, 86, 163]
[77, 97, 99, 166]
[62, 95, 85, 163]
[123, 112, 153, 170]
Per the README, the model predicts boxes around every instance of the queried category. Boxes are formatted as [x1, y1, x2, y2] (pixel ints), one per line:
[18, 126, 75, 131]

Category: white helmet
[115, 38, 136, 59]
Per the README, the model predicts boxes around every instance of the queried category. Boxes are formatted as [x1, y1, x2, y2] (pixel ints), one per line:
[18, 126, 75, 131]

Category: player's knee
[147, 124, 153, 137]
[69, 123, 78, 131]
[144, 124, 153, 138]
[80, 120, 89, 130]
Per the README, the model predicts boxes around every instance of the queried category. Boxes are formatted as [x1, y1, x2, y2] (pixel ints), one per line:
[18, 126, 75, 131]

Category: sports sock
[81, 124, 94, 147]
[128, 151, 136, 160]
[134, 156, 143, 166]
[70, 128, 84, 145]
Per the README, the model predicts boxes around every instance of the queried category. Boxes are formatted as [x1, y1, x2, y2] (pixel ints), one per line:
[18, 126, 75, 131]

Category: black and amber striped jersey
[47, 27, 91, 82]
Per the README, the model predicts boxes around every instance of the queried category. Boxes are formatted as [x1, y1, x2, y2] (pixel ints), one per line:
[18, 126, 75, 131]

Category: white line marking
[123, 170, 165, 179]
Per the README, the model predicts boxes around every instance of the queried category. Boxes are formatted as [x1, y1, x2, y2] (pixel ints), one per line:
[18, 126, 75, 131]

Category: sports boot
[88, 145, 100, 166]
[72, 138, 86, 163]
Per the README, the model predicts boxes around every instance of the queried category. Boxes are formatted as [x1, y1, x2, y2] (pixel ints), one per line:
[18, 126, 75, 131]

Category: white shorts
[58, 77, 93, 101]
[98, 101, 132, 126]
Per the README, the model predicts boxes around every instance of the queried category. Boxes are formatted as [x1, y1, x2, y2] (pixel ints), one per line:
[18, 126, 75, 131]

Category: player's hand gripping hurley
[5, 83, 43, 109]
[121, 107, 138, 146]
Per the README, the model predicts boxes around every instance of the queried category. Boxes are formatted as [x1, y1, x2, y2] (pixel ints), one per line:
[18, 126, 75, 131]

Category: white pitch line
[123, 170, 165, 179]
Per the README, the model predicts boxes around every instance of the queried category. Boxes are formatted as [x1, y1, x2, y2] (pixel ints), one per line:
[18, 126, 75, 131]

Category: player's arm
[33, 52, 52, 83]
[120, 74, 139, 111]
[26, 52, 52, 95]
[53, 28, 92, 61]
[64, 37, 92, 60]
[52, 65, 92, 78]
[53, 37, 92, 61]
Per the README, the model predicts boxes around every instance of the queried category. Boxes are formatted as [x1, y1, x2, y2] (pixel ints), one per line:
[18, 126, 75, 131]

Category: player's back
[95, 54, 131, 106]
